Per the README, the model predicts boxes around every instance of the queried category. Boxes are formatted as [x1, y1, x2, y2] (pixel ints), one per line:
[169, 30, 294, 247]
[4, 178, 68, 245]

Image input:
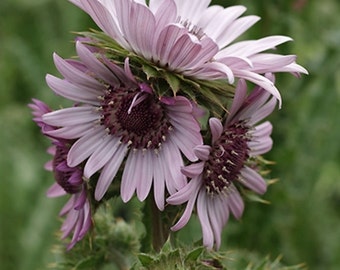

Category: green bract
[78, 30, 235, 116]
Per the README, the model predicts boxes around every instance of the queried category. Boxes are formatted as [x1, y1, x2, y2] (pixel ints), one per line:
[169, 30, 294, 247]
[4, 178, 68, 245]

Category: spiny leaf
[163, 72, 180, 95]
[185, 246, 204, 262]
[142, 64, 159, 80]
[243, 191, 271, 204]
[138, 253, 156, 267]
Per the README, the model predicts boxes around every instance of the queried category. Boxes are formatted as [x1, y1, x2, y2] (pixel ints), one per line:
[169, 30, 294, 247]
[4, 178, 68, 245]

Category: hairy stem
[142, 195, 169, 252]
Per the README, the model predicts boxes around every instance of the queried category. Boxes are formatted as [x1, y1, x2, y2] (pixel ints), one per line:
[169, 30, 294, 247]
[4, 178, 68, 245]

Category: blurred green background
[0, 0, 339, 269]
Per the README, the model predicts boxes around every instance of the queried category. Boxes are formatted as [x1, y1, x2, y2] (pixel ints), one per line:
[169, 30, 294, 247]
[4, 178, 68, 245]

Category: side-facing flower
[29, 99, 92, 250]
[167, 78, 277, 249]
[68, 0, 307, 106]
[42, 41, 202, 210]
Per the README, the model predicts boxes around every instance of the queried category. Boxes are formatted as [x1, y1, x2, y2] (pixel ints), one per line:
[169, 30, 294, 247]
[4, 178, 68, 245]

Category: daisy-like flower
[167, 78, 277, 249]
[42, 41, 202, 211]
[29, 99, 92, 250]
[68, 0, 307, 106]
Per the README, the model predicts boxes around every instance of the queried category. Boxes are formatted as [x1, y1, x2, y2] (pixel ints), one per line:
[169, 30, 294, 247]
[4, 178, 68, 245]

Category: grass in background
[0, 0, 339, 269]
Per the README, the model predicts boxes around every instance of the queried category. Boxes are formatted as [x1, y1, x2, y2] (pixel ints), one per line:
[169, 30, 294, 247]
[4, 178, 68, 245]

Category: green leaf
[167, 248, 180, 262]
[185, 246, 204, 262]
[138, 253, 156, 267]
[160, 238, 173, 253]
[163, 72, 180, 95]
[142, 64, 159, 80]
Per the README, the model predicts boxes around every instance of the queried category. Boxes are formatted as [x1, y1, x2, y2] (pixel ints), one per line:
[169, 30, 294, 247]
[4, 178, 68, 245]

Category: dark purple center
[100, 88, 172, 149]
[203, 121, 250, 195]
[53, 143, 82, 194]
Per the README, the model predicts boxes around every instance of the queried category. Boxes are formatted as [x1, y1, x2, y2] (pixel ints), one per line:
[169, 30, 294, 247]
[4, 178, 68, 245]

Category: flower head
[167, 78, 277, 249]
[46, 141, 92, 250]
[42, 41, 202, 210]
[29, 99, 92, 250]
[68, 0, 307, 106]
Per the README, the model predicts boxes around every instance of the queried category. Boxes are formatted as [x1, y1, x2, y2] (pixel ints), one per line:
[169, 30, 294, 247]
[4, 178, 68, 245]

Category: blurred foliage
[49, 199, 143, 270]
[0, 0, 339, 270]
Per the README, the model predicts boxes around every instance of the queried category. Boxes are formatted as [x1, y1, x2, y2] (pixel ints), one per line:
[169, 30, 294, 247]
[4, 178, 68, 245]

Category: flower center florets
[177, 16, 206, 40]
[203, 121, 251, 195]
[99, 86, 172, 150]
[53, 143, 83, 194]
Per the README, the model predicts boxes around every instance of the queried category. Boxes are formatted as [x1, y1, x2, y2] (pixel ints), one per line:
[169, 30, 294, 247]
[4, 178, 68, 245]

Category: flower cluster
[30, 0, 307, 250]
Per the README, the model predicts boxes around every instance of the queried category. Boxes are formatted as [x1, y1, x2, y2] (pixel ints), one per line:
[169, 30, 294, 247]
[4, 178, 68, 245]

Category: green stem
[150, 197, 167, 252]
[142, 195, 169, 252]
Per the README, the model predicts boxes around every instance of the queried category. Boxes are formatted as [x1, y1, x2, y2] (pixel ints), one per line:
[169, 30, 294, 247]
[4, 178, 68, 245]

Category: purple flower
[29, 99, 92, 250]
[68, 0, 307, 106]
[167, 78, 277, 249]
[46, 142, 92, 250]
[42, 41, 202, 210]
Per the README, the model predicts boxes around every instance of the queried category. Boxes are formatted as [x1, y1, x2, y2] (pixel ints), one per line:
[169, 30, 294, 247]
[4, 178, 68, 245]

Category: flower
[46, 141, 92, 250]
[167, 78, 277, 249]
[29, 99, 92, 250]
[42, 41, 202, 210]
[68, 0, 307, 106]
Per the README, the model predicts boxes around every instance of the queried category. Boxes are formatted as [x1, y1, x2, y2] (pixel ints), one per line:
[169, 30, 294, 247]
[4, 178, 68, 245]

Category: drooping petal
[248, 137, 273, 156]
[207, 196, 228, 249]
[136, 150, 154, 201]
[95, 144, 128, 200]
[226, 79, 247, 122]
[67, 128, 107, 167]
[240, 166, 267, 194]
[162, 139, 187, 192]
[83, 135, 121, 178]
[251, 121, 273, 138]
[167, 175, 201, 205]
[248, 96, 277, 124]
[169, 179, 202, 230]
[46, 183, 67, 197]
[170, 131, 199, 162]
[219, 35, 293, 58]
[74, 188, 87, 210]
[121, 150, 140, 203]
[197, 190, 214, 249]
[227, 186, 244, 219]
[233, 69, 282, 107]
[153, 153, 166, 210]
